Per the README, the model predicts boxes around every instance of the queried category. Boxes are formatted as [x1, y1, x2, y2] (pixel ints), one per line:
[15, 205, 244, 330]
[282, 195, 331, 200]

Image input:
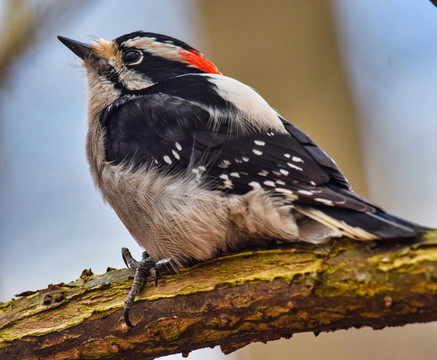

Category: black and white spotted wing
[100, 91, 376, 214]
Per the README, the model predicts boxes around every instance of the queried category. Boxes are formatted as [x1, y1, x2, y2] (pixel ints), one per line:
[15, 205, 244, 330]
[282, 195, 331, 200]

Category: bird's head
[59, 32, 221, 121]
[59, 32, 221, 123]
[58, 31, 220, 92]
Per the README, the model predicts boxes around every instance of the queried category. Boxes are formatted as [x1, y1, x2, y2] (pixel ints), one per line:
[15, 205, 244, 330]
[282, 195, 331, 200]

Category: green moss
[368, 247, 437, 273]
[206, 317, 222, 328]
[148, 318, 202, 341]
[256, 306, 267, 313]
[0, 300, 14, 312]
[145, 322, 161, 331]
[422, 230, 437, 245]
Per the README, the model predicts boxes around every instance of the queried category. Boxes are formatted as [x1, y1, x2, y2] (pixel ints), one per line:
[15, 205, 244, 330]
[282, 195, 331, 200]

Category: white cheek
[120, 70, 153, 90]
[108, 58, 155, 91]
[207, 75, 286, 133]
[119, 68, 155, 90]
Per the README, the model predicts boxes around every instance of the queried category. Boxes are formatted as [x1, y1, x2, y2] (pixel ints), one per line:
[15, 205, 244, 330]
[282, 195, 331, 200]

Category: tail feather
[296, 205, 429, 240]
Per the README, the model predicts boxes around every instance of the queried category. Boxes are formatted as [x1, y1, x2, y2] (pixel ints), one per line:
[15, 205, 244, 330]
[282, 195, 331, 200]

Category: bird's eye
[122, 50, 142, 65]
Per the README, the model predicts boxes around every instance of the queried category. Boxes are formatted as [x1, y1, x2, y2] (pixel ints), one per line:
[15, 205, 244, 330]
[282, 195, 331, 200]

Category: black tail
[321, 206, 430, 239]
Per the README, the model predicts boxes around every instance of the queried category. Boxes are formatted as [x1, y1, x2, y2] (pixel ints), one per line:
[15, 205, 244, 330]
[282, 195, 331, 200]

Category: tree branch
[1, 234, 437, 359]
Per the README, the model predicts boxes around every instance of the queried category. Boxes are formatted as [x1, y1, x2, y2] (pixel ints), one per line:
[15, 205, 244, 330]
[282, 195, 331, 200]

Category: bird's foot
[121, 247, 171, 327]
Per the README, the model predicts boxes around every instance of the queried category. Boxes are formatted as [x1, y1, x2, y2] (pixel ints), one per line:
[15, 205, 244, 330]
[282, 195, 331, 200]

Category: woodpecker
[58, 31, 430, 327]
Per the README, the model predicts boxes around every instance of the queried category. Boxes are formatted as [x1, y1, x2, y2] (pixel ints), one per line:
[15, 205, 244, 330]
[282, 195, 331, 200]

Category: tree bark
[1, 234, 437, 359]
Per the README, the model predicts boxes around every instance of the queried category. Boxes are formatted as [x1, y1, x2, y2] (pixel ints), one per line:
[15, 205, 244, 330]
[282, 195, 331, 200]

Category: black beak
[57, 36, 93, 60]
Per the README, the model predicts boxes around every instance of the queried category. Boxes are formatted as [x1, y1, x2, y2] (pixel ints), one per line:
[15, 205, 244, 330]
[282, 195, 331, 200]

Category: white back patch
[206, 75, 286, 133]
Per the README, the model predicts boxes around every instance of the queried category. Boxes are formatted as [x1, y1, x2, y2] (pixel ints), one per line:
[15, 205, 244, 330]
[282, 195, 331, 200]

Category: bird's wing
[100, 91, 376, 213]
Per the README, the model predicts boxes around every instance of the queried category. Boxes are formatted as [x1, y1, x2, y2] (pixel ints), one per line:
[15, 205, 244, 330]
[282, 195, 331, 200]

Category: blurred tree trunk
[196, 0, 366, 195]
[0, 0, 88, 91]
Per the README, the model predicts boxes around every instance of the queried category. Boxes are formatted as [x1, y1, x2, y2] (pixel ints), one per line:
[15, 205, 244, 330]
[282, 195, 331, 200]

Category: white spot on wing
[172, 150, 180, 160]
[314, 198, 334, 205]
[219, 174, 233, 188]
[275, 188, 293, 194]
[252, 149, 263, 156]
[163, 156, 172, 164]
[292, 156, 303, 163]
[298, 190, 314, 196]
[230, 172, 240, 178]
[284, 153, 291, 158]
[223, 180, 233, 188]
[249, 181, 261, 189]
[275, 188, 298, 200]
[276, 180, 286, 185]
[258, 170, 269, 177]
[254, 140, 266, 146]
[279, 169, 289, 176]
[242, 156, 250, 162]
[263, 181, 275, 187]
[287, 162, 303, 171]
[175, 142, 182, 151]
[219, 159, 231, 168]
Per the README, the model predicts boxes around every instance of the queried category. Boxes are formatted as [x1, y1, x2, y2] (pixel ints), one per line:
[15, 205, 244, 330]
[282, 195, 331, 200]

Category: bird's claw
[150, 267, 158, 287]
[121, 248, 172, 327]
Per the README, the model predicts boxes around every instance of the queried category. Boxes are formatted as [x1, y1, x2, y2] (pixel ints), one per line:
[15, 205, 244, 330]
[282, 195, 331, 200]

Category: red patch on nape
[180, 49, 221, 75]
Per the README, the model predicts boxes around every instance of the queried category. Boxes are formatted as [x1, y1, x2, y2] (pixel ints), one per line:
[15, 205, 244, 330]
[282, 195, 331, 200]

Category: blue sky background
[333, 0, 437, 225]
[1, 1, 437, 359]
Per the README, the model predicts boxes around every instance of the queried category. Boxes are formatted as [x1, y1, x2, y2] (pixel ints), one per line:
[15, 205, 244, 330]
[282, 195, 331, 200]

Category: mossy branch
[1, 233, 437, 359]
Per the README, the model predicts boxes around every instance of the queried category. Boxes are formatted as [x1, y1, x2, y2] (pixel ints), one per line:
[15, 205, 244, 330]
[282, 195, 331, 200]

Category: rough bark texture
[1, 233, 437, 359]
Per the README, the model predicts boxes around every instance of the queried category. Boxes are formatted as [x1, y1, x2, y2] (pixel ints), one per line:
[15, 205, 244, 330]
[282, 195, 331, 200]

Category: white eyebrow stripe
[122, 37, 185, 63]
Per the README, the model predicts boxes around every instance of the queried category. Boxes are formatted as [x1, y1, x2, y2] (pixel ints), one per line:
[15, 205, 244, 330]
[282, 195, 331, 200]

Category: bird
[58, 31, 430, 327]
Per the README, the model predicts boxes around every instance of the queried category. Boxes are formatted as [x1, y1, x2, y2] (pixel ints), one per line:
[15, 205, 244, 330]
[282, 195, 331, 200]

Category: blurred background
[1, 0, 437, 359]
